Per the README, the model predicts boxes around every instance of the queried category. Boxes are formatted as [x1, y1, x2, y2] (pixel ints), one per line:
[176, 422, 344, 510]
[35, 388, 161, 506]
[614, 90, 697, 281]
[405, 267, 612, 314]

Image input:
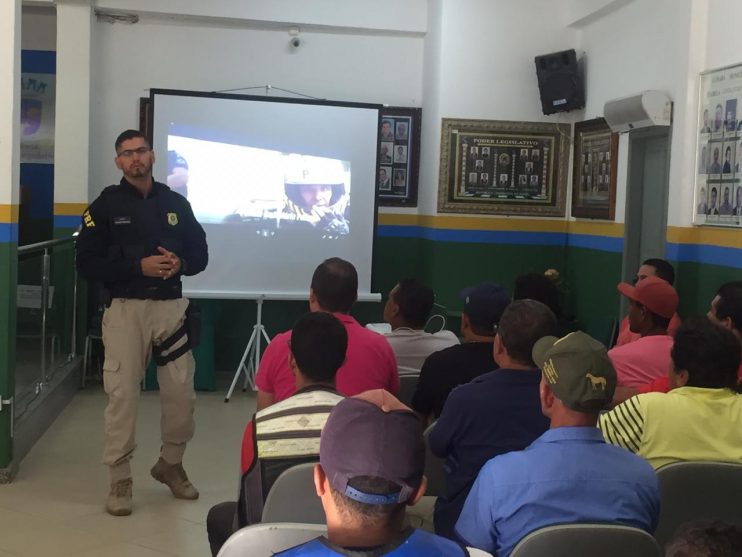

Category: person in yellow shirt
[599, 317, 742, 469]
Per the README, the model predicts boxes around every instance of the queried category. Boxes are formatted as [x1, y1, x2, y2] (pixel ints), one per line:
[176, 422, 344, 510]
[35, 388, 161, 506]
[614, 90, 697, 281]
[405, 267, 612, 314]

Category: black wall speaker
[534, 49, 585, 115]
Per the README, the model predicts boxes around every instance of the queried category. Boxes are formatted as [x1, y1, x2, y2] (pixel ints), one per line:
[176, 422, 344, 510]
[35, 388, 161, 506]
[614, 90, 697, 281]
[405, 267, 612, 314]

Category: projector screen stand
[225, 296, 271, 402]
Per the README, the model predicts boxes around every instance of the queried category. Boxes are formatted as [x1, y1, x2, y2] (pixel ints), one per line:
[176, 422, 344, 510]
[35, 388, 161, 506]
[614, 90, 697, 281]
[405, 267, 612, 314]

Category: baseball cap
[320, 390, 424, 505]
[532, 331, 616, 412]
[617, 275, 678, 319]
[459, 282, 510, 331]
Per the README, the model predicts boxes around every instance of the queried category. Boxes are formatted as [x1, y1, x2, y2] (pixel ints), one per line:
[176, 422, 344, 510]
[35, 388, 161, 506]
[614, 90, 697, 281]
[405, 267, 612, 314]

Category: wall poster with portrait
[437, 118, 570, 216]
[377, 107, 421, 207]
[572, 118, 618, 220]
[694, 64, 742, 228]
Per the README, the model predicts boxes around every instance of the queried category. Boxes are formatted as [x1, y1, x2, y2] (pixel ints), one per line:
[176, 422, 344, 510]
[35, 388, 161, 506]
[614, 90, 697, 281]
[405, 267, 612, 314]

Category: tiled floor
[0, 386, 255, 556]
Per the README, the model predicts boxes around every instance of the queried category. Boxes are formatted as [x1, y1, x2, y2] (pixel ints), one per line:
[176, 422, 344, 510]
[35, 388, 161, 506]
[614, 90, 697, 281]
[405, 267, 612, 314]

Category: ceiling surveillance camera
[291, 37, 301, 48]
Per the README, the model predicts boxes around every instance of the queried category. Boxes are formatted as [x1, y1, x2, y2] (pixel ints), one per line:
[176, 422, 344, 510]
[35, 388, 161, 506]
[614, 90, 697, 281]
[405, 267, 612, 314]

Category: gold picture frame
[437, 118, 570, 216]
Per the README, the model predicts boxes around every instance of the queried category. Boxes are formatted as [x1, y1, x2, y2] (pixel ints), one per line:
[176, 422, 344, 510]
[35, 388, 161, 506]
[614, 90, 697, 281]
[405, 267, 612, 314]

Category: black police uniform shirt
[76, 178, 208, 299]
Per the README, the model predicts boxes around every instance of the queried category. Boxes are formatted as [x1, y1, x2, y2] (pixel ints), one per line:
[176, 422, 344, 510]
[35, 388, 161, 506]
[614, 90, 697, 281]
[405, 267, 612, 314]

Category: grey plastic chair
[217, 522, 326, 557]
[423, 421, 445, 497]
[654, 461, 742, 548]
[261, 462, 325, 524]
[509, 524, 661, 557]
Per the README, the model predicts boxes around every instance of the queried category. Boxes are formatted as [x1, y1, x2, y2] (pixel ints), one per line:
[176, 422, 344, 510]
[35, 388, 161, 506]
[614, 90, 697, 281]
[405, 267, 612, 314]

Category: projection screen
[150, 90, 381, 299]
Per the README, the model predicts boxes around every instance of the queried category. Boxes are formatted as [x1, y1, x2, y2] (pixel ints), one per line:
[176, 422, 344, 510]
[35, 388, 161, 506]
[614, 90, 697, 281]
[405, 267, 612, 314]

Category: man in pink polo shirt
[608, 276, 679, 389]
[255, 257, 398, 411]
[614, 258, 681, 347]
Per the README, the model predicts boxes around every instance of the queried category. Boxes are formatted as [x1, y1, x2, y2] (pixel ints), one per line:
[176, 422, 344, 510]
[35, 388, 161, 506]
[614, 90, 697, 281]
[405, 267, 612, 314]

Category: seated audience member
[615, 258, 681, 346]
[255, 258, 397, 410]
[607, 276, 679, 388]
[411, 282, 509, 423]
[428, 300, 557, 539]
[630, 280, 742, 397]
[383, 278, 459, 370]
[456, 331, 659, 557]
[665, 520, 742, 557]
[276, 390, 470, 556]
[206, 312, 347, 556]
[513, 271, 572, 335]
[600, 317, 742, 469]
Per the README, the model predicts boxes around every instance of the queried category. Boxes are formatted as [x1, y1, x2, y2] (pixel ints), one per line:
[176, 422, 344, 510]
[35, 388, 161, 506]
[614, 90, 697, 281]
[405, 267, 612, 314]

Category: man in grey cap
[455, 331, 659, 557]
[276, 390, 471, 556]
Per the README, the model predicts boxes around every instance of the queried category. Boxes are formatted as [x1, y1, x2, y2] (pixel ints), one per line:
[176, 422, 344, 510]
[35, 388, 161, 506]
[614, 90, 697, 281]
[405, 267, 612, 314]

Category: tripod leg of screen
[225, 297, 268, 402]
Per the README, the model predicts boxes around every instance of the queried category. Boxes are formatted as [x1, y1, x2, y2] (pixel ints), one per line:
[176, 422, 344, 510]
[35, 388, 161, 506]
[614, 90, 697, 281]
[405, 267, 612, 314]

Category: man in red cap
[607, 275, 679, 388]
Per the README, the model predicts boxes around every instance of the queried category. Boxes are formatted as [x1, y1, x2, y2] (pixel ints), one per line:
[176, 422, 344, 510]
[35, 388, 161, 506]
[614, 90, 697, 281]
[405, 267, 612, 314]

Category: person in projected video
[167, 150, 190, 198]
[283, 183, 349, 235]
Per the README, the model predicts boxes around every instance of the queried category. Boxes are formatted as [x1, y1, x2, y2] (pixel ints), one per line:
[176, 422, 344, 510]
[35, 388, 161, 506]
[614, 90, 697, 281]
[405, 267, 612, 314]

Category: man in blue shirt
[456, 332, 660, 557]
[276, 390, 472, 556]
[428, 300, 557, 539]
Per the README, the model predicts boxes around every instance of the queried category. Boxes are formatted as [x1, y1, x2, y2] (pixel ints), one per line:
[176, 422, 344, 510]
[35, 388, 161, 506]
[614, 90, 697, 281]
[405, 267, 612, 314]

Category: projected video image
[167, 134, 351, 237]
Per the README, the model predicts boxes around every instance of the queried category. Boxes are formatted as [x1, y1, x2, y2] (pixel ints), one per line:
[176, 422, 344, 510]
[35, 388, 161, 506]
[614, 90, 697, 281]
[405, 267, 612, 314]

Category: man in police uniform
[76, 129, 208, 516]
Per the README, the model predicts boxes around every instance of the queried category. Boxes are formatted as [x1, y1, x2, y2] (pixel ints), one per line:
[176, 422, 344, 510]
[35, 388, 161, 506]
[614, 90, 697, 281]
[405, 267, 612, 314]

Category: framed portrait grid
[377, 107, 421, 207]
[437, 118, 570, 216]
[571, 118, 618, 220]
[694, 63, 742, 227]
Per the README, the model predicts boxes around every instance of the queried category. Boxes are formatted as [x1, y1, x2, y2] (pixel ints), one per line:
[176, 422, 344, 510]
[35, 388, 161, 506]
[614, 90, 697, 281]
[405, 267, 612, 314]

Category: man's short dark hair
[498, 299, 558, 366]
[672, 317, 740, 390]
[392, 279, 434, 328]
[716, 281, 742, 333]
[513, 272, 562, 318]
[330, 476, 404, 526]
[642, 258, 676, 285]
[115, 129, 149, 152]
[310, 258, 358, 313]
[666, 520, 742, 557]
[290, 312, 347, 384]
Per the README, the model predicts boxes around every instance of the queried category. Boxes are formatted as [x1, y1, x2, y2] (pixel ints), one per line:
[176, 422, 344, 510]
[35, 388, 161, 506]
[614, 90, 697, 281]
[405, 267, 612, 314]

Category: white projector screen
[150, 90, 381, 299]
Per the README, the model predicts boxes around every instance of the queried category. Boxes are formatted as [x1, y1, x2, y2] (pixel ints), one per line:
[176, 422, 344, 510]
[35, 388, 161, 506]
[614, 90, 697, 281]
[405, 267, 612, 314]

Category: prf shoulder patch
[83, 210, 95, 228]
[167, 212, 178, 226]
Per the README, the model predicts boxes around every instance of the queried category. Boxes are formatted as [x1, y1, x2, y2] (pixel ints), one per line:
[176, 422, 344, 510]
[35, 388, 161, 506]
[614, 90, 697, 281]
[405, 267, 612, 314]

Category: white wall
[416, 0, 581, 215]
[576, 0, 711, 227]
[89, 14, 424, 194]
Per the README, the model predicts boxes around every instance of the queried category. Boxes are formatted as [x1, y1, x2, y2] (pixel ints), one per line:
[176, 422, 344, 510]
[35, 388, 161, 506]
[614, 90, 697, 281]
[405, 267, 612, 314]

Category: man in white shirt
[383, 279, 459, 370]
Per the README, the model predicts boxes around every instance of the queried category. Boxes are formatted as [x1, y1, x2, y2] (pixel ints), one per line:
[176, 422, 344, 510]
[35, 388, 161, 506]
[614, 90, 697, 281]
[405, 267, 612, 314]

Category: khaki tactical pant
[101, 298, 196, 482]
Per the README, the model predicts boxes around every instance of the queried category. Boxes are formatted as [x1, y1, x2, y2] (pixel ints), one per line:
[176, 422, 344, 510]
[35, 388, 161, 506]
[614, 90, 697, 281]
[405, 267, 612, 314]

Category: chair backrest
[397, 372, 419, 407]
[217, 522, 326, 557]
[510, 524, 661, 557]
[261, 462, 325, 524]
[654, 460, 742, 547]
[423, 421, 445, 496]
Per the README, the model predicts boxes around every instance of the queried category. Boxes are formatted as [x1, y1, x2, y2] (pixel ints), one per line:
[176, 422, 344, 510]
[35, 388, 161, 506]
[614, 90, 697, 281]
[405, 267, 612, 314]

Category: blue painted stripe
[376, 224, 624, 252]
[667, 242, 742, 269]
[377, 225, 567, 246]
[54, 215, 81, 230]
[0, 223, 18, 243]
[21, 50, 56, 74]
[567, 233, 624, 253]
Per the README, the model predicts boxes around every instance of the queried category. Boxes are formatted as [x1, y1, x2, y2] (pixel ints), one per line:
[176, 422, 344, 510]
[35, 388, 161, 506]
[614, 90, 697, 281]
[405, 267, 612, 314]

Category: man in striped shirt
[600, 317, 742, 469]
[207, 312, 347, 555]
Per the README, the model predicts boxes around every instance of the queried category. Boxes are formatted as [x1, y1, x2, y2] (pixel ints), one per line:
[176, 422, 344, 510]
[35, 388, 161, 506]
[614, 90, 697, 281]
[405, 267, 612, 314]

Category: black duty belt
[107, 284, 182, 301]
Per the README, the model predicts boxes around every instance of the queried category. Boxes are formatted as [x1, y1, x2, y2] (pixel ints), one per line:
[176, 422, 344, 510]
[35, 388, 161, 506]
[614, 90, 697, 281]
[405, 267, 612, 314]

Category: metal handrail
[18, 236, 75, 254]
[16, 234, 78, 388]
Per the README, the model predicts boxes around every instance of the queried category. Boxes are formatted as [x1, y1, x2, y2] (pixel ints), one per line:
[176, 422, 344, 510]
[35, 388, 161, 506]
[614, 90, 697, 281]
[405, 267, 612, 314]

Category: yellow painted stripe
[567, 221, 624, 238]
[0, 204, 19, 223]
[54, 202, 88, 216]
[667, 226, 742, 250]
[378, 213, 568, 232]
